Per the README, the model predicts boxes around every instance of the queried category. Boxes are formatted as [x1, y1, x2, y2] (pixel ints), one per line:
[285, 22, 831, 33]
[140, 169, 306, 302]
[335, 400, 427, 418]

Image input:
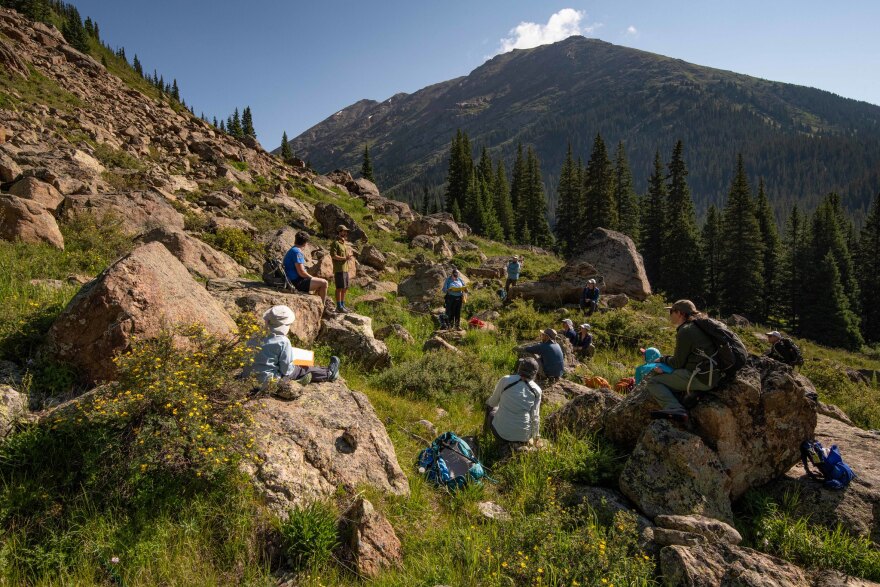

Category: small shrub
[201, 227, 262, 265]
[94, 144, 145, 170]
[279, 501, 340, 570]
[372, 349, 498, 403]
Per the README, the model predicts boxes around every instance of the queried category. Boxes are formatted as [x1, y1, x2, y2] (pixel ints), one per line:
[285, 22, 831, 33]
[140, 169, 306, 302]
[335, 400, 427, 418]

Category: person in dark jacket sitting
[765, 331, 803, 366]
[521, 328, 565, 381]
[580, 279, 600, 316]
[646, 299, 721, 423]
[560, 319, 578, 345]
[574, 323, 595, 358]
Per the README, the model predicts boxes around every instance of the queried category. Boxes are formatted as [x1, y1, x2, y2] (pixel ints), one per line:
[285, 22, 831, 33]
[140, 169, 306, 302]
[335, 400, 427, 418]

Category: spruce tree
[754, 178, 781, 323]
[421, 185, 431, 215]
[660, 140, 704, 300]
[718, 155, 764, 318]
[463, 168, 482, 232]
[229, 108, 243, 138]
[640, 150, 667, 287]
[443, 130, 470, 218]
[858, 192, 880, 343]
[61, 9, 89, 53]
[555, 143, 581, 257]
[132, 54, 143, 77]
[524, 147, 553, 248]
[242, 106, 256, 137]
[212, 116, 218, 128]
[493, 160, 514, 241]
[219, 119, 226, 133]
[820, 193, 860, 314]
[781, 206, 809, 331]
[171, 79, 180, 102]
[511, 144, 529, 240]
[800, 252, 864, 350]
[614, 141, 640, 244]
[582, 133, 617, 235]
[280, 131, 292, 161]
[701, 205, 723, 309]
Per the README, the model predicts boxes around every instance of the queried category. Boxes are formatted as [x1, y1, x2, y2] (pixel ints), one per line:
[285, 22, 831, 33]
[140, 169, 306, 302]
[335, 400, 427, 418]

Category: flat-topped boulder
[406, 213, 465, 241]
[573, 228, 651, 300]
[317, 313, 391, 370]
[138, 227, 246, 279]
[61, 191, 184, 235]
[48, 242, 236, 384]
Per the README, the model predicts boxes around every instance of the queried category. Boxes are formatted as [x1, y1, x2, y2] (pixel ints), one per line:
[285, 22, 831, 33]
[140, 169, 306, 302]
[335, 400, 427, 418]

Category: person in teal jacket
[634, 347, 674, 384]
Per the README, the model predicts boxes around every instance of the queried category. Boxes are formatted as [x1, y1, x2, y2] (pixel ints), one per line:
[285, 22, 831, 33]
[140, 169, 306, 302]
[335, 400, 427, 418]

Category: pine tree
[242, 106, 256, 137]
[463, 167, 482, 232]
[443, 130, 470, 218]
[754, 178, 781, 323]
[83, 17, 93, 36]
[858, 192, 880, 343]
[510, 143, 526, 225]
[493, 160, 514, 241]
[421, 185, 431, 215]
[132, 54, 143, 77]
[280, 131, 293, 161]
[582, 133, 617, 235]
[781, 206, 809, 331]
[701, 205, 723, 310]
[524, 147, 554, 248]
[820, 193, 860, 314]
[800, 252, 864, 350]
[61, 7, 89, 53]
[718, 155, 764, 318]
[212, 116, 218, 128]
[555, 143, 581, 257]
[614, 141, 640, 244]
[660, 140, 704, 300]
[229, 108, 243, 138]
[219, 119, 226, 133]
[640, 150, 667, 287]
[171, 79, 180, 102]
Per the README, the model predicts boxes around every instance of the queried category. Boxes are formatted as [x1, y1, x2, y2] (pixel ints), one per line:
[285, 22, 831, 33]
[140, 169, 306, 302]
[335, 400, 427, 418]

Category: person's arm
[294, 251, 311, 279]
[592, 288, 600, 302]
[530, 387, 541, 439]
[442, 278, 450, 294]
[664, 327, 693, 370]
[278, 339, 295, 378]
[522, 342, 541, 354]
[330, 242, 346, 262]
[486, 377, 505, 408]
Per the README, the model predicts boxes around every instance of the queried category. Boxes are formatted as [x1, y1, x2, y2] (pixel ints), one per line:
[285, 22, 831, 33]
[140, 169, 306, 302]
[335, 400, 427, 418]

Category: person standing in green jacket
[647, 299, 721, 423]
[330, 225, 353, 313]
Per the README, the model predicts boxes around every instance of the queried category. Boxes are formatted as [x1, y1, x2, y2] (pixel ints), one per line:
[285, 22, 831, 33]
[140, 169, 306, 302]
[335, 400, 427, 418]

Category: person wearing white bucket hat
[246, 305, 340, 387]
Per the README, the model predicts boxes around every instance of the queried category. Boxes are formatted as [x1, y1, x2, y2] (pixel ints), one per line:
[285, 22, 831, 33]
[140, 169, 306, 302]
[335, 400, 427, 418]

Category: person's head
[766, 330, 782, 344]
[294, 231, 310, 247]
[263, 305, 296, 336]
[450, 268, 460, 280]
[641, 347, 661, 363]
[587, 279, 596, 289]
[517, 357, 540, 381]
[337, 225, 350, 240]
[541, 328, 557, 343]
[665, 299, 699, 326]
[580, 323, 591, 334]
[562, 318, 574, 331]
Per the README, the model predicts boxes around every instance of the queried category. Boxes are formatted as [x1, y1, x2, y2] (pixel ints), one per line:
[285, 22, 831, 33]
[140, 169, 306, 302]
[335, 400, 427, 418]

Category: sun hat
[562, 318, 574, 328]
[542, 328, 558, 340]
[580, 323, 591, 330]
[263, 305, 296, 335]
[337, 224, 350, 232]
[664, 299, 698, 315]
[766, 330, 782, 338]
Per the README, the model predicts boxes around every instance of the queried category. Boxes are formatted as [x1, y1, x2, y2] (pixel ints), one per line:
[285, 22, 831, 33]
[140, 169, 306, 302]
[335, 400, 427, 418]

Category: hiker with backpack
[765, 330, 804, 367]
[244, 305, 341, 392]
[646, 299, 726, 423]
[520, 328, 565, 381]
[442, 268, 468, 330]
[330, 225, 354, 314]
[505, 256, 523, 296]
[282, 232, 329, 303]
[484, 357, 543, 458]
[580, 279, 600, 316]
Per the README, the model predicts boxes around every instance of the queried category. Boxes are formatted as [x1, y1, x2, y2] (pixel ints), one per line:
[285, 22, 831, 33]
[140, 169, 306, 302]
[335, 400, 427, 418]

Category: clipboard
[291, 347, 315, 367]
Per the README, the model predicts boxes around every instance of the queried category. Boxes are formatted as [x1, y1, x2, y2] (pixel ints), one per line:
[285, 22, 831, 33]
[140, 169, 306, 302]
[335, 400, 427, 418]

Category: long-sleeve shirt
[486, 374, 542, 442]
[245, 333, 295, 383]
[660, 321, 719, 385]
[575, 332, 593, 350]
[443, 277, 466, 297]
[507, 261, 522, 280]
[581, 286, 600, 306]
[522, 341, 565, 378]
[562, 329, 578, 345]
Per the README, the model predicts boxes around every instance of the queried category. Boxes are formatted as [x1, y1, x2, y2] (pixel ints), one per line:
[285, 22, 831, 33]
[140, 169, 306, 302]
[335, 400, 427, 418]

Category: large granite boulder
[138, 227, 246, 279]
[358, 244, 387, 271]
[406, 213, 465, 241]
[508, 260, 600, 306]
[8, 176, 64, 211]
[317, 313, 391, 370]
[61, 191, 185, 235]
[0, 195, 64, 249]
[660, 543, 811, 587]
[544, 385, 622, 438]
[244, 382, 409, 518]
[573, 228, 651, 300]
[398, 263, 464, 303]
[313, 202, 366, 242]
[48, 242, 237, 384]
[205, 278, 324, 344]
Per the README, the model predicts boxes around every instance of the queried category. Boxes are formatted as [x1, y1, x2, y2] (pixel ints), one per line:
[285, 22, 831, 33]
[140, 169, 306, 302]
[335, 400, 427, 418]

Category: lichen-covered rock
[358, 244, 387, 270]
[573, 228, 651, 300]
[654, 514, 742, 545]
[0, 195, 64, 248]
[340, 497, 403, 578]
[398, 263, 462, 303]
[8, 176, 64, 211]
[659, 543, 810, 587]
[544, 384, 621, 435]
[317, 313, 390, 370]
[374, 324, 414, 344]
[405, 213, 465, 240]
[61, 191, 184, 235]
[0, 384, 26, 438]
[138, 227, 246, 279]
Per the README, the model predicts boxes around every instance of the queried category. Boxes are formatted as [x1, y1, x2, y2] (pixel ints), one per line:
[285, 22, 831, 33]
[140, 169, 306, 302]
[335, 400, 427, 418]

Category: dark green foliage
[463, 148, 502, 239]
[444, 130, 471, 218]
[132, 54, 143, 76]
[781, 206, 809, 331]
[702, 205, 722, 309]
[640, 150, 666, 287]
[719, 155, 764, 318]
[493, 159, 514, 240]
[241, 106, 255, 138]
[170, 79, 180, 102]
[523, 147, 554, 248]
[859, 193, 880, 343]
[800, 251, 863, 350]
[582, 133, 617, 234]
[278, 502, 340, 571]
[60, 5, 89, 53]
[373, 349, 498, 403]
[361, 143, 374, 182]
[280, 131, 292, 161]
[614, 141, 640, 244]
[228, 108, 243, 138]
[660, 140, 704, 300]
[555, 143, 581, 257]
[510, 143, 528, 238]
[754, 178, 782, 322]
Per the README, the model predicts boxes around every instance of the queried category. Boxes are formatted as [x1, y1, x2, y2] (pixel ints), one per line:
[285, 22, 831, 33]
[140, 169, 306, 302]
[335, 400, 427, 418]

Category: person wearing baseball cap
[574, 323, 596, 358]
[520, 328, 565, 381]
[330, 225, 353, 313]
[765, 330, 803, 366]
[560, 318, 578, 345]
[646, 299, 721, 423]
[484, 357, 543, 458]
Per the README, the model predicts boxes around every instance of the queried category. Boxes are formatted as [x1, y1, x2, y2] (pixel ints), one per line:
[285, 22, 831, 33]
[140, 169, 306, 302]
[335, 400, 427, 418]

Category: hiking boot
[294, 372, 312, 386]
[328, 356, 341, 381]
[339, 305, 350, 314]
[650, 409, 689, 424]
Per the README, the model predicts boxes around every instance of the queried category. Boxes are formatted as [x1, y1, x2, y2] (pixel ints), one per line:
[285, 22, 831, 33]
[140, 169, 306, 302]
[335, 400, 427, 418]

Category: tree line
[437, 129, 879, 350]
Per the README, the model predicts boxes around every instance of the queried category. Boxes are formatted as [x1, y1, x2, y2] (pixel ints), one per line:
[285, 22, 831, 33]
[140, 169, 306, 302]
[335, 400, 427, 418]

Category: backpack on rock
[262, 258, 292, 289]
[417, 432, 487, 491]
[800, 440, 856, 490]
[692, 317, 749, 379]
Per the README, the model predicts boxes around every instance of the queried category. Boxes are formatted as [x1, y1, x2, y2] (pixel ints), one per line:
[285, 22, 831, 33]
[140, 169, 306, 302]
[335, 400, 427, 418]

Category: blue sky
[72, 1, 880, 147]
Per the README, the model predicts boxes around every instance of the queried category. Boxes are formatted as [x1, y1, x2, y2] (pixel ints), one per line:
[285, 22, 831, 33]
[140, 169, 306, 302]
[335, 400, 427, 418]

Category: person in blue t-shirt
[505, 256, 523, 296]
[580, 279, 600, 316]
[282, 231, 328, 303]
[522, 328, 565, 380]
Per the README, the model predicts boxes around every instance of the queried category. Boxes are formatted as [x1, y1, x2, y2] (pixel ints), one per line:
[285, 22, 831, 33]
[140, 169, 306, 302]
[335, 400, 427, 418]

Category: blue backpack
[800, 440, 856, 490]
[417, 432, 487, 490]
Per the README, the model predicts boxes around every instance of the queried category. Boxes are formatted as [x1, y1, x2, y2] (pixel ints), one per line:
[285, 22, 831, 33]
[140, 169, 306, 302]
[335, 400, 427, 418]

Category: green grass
[0, 66, 83, 112]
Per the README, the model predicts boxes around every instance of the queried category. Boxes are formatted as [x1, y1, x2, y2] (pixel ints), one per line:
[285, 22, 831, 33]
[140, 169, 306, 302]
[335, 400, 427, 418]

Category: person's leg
[645, 370, 694, 413]
[340, 273, 349, 310]
[311, 277, 328, 303]
[452, 296, 463, 328]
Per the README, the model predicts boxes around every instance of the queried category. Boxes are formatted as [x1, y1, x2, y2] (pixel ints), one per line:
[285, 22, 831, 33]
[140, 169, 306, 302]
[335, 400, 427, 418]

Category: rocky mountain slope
[287, 36, 880, 217]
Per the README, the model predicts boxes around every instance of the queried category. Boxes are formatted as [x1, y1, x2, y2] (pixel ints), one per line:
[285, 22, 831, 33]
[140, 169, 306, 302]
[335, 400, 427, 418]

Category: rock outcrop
[544, 385, 622, 437]
[48, 242, 237, 383]
[340, 497, 403, 578]
[313, 202, 366, 242]
[138, 227, 246, 279]
[317, 313, 391, 370]
[508, 259, 600, 306]
[660, 543, 811, 586]
[0, 195, 64, 248]
[244, 382, 409, 518]
[572, 228, 651, 300]
[405, 213, 465, 240]
[8, 176, 64, 211]
[398, 263, 463, 303]
[61, 191, 185, 235]
[0, 385, 26, 438]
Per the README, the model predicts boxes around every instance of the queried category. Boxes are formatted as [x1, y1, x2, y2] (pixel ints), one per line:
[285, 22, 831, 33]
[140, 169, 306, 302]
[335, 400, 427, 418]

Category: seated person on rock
[521, 328, 565, 381]
[580, 279, 600, 316]
[283, 231, 329, 303]
[560, 318, 578, 345]
[245, 305, 340, 393]
[574, 323, 596, 358]
[634, 346, 674, 384]
[484, 357, 542, 455]
[646, 299, 721, 423]
[765, 330, 803, 367]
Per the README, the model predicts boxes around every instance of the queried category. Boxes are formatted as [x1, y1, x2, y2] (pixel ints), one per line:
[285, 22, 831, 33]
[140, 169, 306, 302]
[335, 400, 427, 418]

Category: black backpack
[692, 317, 749, 379]
[781, 338, 804, 366]
[262, 258, 292, 289]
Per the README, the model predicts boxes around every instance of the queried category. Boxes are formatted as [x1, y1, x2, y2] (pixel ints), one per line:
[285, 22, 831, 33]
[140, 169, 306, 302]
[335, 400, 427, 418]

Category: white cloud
[493, 8, 596, 56]
[626, 25, 638, 36]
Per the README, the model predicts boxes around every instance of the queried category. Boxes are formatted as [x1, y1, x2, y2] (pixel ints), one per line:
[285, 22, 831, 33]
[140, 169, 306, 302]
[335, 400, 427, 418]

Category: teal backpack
[417, 432, 488, 490]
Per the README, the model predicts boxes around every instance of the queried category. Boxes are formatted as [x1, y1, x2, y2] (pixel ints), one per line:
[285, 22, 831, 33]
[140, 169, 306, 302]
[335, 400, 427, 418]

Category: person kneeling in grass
[245, 305, 340, 393]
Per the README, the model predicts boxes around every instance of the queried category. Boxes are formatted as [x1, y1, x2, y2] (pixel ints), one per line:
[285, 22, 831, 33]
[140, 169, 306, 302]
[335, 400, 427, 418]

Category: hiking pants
[286, 364, 332, 383]
[581, 300, 598, 316]
[445, 295, 463, 328]
[645, 369, 713, 412]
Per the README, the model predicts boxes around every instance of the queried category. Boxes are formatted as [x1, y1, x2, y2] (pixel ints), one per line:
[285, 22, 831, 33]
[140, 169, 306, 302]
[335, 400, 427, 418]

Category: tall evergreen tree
[800, 252, 864, 350]
[524, 147, 553, 248]
[718, 155, 764, 318]
[61, 8, 89, 53]
[555, 143, 581, 257]
[170, 79, 180, 102]
[858, 192, 880, 343]
[443, 130, 470, 219]
[701, 205, 723, 309]
[640, 150, 667, 287]
[242, 106, 256, 137]
[511, 144, 528, 240]
[781, 205, 809, 331]
[493, 160, 514, 241]
[229, 108, 243, 138]
[280, 131, 292, 161]
[582, 133, 617, 235]
[132, 54, 143, 77]
[660, 140, 704, 300]
[819, 193, 860, 314]
[219, 119, 226, 133]
[754, 178, 781, 323]
[212, 116, 218, 128]
[463, 167, 483, 231]
[614, 141, 640, 244]
[421, 185, 431, 215]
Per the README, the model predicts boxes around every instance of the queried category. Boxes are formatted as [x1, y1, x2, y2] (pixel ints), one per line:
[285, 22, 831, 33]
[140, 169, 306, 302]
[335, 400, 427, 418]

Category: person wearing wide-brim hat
[330, 225, 353, 313]
[645, 299, 721, 423]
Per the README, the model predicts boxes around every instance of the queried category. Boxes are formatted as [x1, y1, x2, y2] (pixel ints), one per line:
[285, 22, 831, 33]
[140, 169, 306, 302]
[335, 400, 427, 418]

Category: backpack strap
[502, 376, 539, 400]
